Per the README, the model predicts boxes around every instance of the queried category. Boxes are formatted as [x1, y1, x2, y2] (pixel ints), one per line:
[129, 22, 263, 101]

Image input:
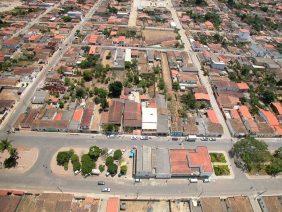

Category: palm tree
[0, 139, 12, 152]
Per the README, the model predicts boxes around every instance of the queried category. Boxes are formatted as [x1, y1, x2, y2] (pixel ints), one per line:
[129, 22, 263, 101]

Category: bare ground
[0, 146, 38, 174]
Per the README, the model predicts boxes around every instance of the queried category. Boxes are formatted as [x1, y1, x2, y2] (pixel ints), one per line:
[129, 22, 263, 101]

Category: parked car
[106, 172, 110, 177]
[140, 136, 148, 140]
[203, 178, 210, 183]
[201, 137, 208, 141]
[189, 178, 198, 183]
[135, 178, 141, 183]
[172, 137, 178, 141]
[98, 181, 105, 185]
[209, 138, 216, 141]
[101, 187, 111, 192]
[131, 135, 137, 140]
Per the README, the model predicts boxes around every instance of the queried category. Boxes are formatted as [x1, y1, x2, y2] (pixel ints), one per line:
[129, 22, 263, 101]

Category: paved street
[0, 132, 281, 198]
[166, 0, 231, 139]
[0, 0, 106, 133]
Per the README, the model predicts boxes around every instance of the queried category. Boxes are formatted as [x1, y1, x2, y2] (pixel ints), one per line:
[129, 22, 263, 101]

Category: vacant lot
[123, 200, 170, 212]
[142, 29, 176, 43]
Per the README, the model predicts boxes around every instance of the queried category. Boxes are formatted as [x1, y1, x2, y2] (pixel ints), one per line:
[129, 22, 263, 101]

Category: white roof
[142, 107, 157, 130]
[125, 48, 132, 62]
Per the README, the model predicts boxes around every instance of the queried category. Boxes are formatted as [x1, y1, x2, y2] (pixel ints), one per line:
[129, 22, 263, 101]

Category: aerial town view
[0, 0, 281, 211]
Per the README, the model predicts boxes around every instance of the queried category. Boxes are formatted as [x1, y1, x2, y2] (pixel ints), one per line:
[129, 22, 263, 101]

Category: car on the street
[135, 178, 141, 183]
[203, 178, 210, 183]
[189, 178, 198, 183]
[172, 137, 178, 141]
[98, 181, 105, 185]
[101, 187, 111, 192]
[209, 138, 216, 141]
[140, 136, 148, 140]
[107, 134, 115, 138]
[105, 172, 110, 177]
[131, 135, 138, 140]
[201, 137, 208, 141]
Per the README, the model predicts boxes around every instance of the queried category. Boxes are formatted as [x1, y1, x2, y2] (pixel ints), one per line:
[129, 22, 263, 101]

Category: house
[238, 106, 259, 135]
[271, 102, 282, 116]
[123, 100, 142, 130]
[236, 82, 249, 92]
[146, 50, 154, 63]
[251, 43, 267, 57]
[80, 104, 94, 131]
[237, 29, 251, 42]
[142, 104, 157, 134]
[156, 94, 169, 135]
[101, 99, 124, 126]
[178, 72, 199, 90]
[169, 146, 213, 178]
[124, 48, 132, 62]
[32, 90, 49, 104]
[67, 11, 83, 20]
[211, 55, 225, 70]
[194, 93, 210, 103]
[113, 48, 125, 70]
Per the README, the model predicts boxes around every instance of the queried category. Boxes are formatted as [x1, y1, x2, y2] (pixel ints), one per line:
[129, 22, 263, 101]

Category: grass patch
[210, 153, 226, 163]
[214, 165, 230, 176]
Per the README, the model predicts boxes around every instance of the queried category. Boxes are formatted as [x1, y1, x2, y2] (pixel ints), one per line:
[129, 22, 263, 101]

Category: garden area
[209, 151, 231, 176]
[232, 137, 282, 176]
[55, 145, 131, 178]
[213, 165, 230, 176]
[210, 153, 226, 163]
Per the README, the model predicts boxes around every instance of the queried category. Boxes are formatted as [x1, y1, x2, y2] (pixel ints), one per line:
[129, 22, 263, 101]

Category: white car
[140, 136, 148, 140]
[135, 178, 141, 182]
[101, 187, 111, 192]
[203, 178, 210, 183]
[131, 136, 137, 140]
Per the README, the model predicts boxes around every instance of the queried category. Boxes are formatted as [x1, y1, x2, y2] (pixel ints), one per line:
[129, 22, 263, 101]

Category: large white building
[142, 106, 157, 134]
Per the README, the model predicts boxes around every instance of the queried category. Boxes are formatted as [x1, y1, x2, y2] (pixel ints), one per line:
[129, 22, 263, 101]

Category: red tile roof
[259, 109, 280, 126]
[106, 197, 119, 212]
[271, 102, 282, 115]
[123, 100, 141, 128]
[238, 105, 252, 119]
[195, 93, 210, 101]
[207, 109, 219, 124]
[72, 108, 84, 122]
[169, 146, 213, 175]
[80, 105, 94, 128]
[236, 82, 249, 90]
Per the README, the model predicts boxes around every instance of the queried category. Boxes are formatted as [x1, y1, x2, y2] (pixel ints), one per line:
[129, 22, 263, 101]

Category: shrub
[210, 153, 226, 163]
[120, 165, 127, 175]
[214, 165, 230, 176]
[88, 145, 101, 161]
[99, 165, 105, 173]
[113, 149, 122, 160]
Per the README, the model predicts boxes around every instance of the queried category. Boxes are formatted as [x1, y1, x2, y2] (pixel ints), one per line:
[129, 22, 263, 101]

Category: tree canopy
[108, 81, 123, 98]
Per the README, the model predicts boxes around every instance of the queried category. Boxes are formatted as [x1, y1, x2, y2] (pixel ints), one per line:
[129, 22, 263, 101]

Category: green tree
[0, 139, 12, 152]
[88, 145, 101, 161]
[265, 158, 282, 176]
[113, 149, 122, 160]
[81, 154, 94, 176]
[172, 82, 180, 91]
[108, 81, 123, 97]
[232, 137, 271, 172]
[58, 101, 64, 109]
[71, 154, 81, 172]
[76, 87, 86, 99]
[108, 163, 118, 175]
[62, 16, 72, 22]
[181, 92, 196, 110]
[56, 151, 71, 166]
[260, 90, 276, 105]
[158, 77, 165, 90]
[83, 70, 93, 82]
[106, 156, 114, 166]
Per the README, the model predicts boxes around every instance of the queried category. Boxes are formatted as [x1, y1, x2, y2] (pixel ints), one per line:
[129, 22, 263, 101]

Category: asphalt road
[0, 132, 281, 198]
